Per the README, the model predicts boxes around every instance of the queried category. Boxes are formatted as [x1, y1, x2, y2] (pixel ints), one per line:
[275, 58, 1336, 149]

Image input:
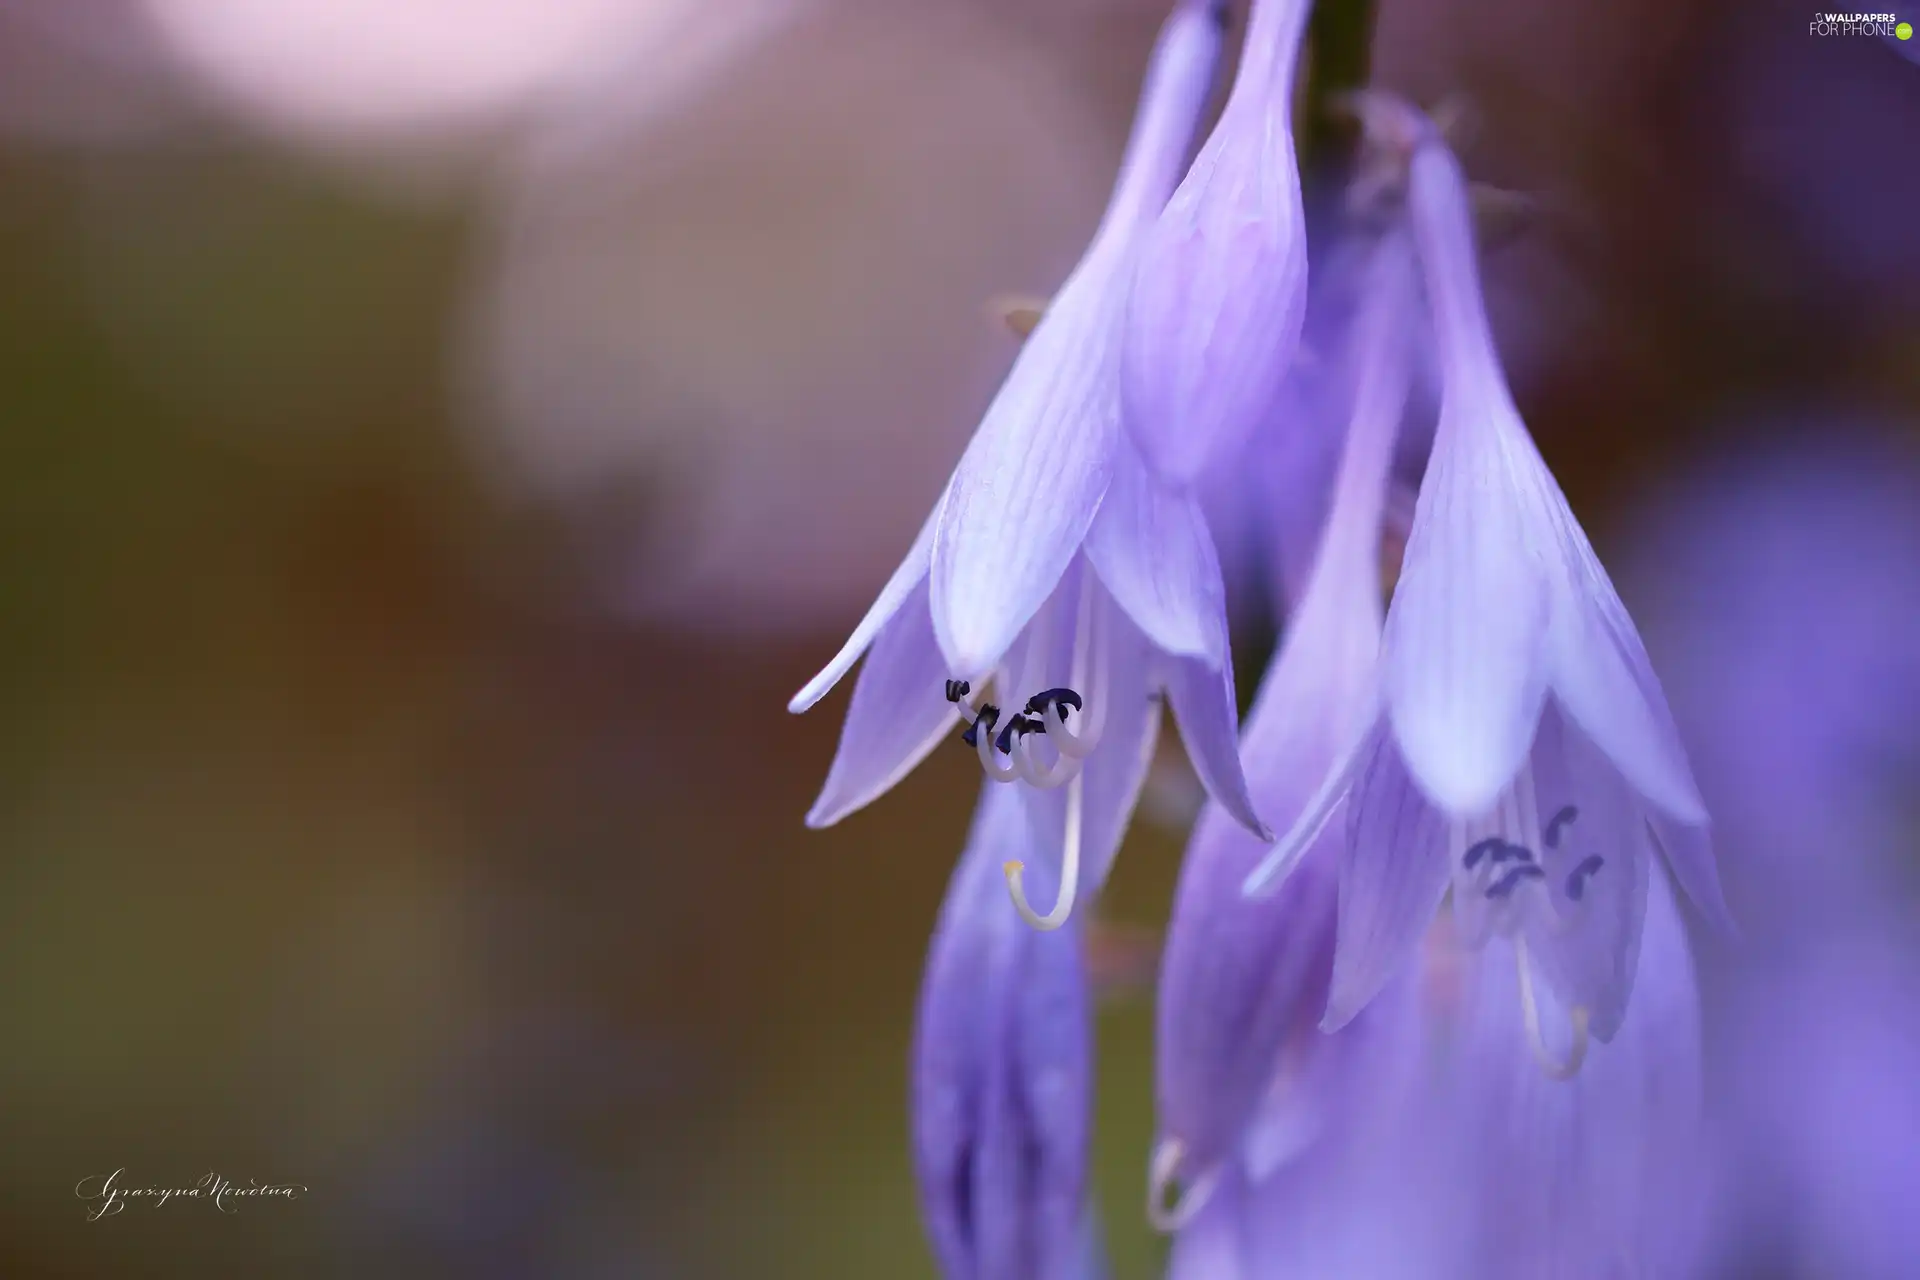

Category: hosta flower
[1245, 104, 1729, 1067]
[1152, 228, 1416, 1216]
[791, 0, 1268, 931]
[1121, 0, 1312, 486]
[1430, 861, 1704, 1278]
[913, 784, 1098, 1280]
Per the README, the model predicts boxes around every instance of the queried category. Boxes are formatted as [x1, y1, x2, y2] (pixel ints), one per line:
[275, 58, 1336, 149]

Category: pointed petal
[929, 256, 1127, 681]
[1649, 811, 1737, 937]
[1520, 703, 1650, 1041]
[788, 507, 935, 712]
[1537, 466, 1711, 826]
[1325, 735, 1452, 1031]
[803, 577, 958, 827]
[1083, 441, 1230, 666]
[1242, 710, 1382, 899]
[1164, 644, 1270, 840]
[1381, 413, 1552, 815]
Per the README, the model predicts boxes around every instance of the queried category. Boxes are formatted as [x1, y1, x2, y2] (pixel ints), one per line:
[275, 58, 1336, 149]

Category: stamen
[994, 713, 1044, 756]
[1565, 854, 1605, 902]
[1485, 864, 1546, 900]
[974, 707, 1020, 784]
[1003, 765, 1085, 930]
[1013, 730, 1082, 789]
[959, 704, 999, 749]
[944, 679, 970, 704]
[1024, 688, 1083, 718]
[1514, 934, 1589, 1081]
[1146, 1138, 1220, 1234]
[1462, 837, 1504, 870]
[1542, 805, 1579, 850]
[1040, 698, 1097, 759]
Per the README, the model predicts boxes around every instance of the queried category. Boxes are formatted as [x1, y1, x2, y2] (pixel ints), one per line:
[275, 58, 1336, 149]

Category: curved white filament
[1004, 764, 1084, 931]
[1514, 933, 1590, 1081]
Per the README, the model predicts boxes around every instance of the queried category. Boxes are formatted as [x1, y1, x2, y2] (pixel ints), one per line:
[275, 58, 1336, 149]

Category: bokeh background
[1, 0, 1916, 1276]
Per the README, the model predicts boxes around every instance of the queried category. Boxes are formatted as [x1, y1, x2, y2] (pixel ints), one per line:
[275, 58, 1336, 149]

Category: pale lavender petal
[1325, 735, 1451, 1030]
[788, 506, 933, 711]
[1164, 646, 1271, 840]
[1391, 136, 1553, 813]
[1241, 711, 1382, 898]
[1529, 441, 1711, 826]
[1443, 862, 1702, 1279]
[804, 576, 959, 827]
[1120, 0, 1311, 487]
[1520, 702, 1649, 1041]
[1082, 440, 1230, 666]
[928, 0, 1227, 681]
[1648, 811, 1736, 937]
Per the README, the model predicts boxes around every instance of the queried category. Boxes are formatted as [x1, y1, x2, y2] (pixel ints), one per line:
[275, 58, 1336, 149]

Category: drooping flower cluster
[788, 3, 1724, 1277]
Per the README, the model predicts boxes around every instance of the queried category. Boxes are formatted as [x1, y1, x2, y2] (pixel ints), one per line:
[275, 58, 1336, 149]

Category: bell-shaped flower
[1121, 0, 1313, 486]
[1245, 103, 1729, 1061]
[792, 0, 1269, 932]
[1429, 861, 1705, 1278]
[1151, 227, 1416, 1216]
[913, 784, 1099, 1280]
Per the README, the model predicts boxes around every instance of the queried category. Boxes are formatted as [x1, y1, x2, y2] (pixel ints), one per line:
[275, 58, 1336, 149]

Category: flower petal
[1166, 1170, 1249, 1280]
[1381, 412, 1553, 815]
[1648, 811, 1737, 938]
[803, 576, 958, 827]
[1163, 645, 1270, 840]
[1519, 702, 1650, 1042]
[1325, 735, 1452, 1031]
[1083, 440, 1231, 666]
[913, 785, 1094, 1280]
[1537, 470, 1712, 826]
[929, 254, 1127, 680]
[788, 506, 934, 711]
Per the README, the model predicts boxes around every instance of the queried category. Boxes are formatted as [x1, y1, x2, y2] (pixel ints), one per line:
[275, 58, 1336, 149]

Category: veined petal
[788, 506, 934, 711]
[928, 0, 1228, 681]
[914, 785, 1094, 1280]
[1443, 861, 1703, 1279]
[1534, 458, 1711, 826]
[1520, 702, 1650, 1042]
[1392, 133, 1554, 814]
[1381, 410, 1552, 815]
[1163, 645, 1271, 840]
[929, 258, 1126, 681]
[1083, 440, 1230, 666]
[804, 577, 959, 827]
[1326, 735, 1452, 1031]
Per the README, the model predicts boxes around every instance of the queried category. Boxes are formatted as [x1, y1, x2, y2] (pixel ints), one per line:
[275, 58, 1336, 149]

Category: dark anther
[1023, 688, 1083, 720]
[959, 704, 1000, 749]
[944, 679, 971, 704]
[1542, 805, 1579, 849]
[1485, 864, 1547, 900]
[1565, 855, 1606, 902]
[1206, 0, 1231, 31]
[1464, 838, 1534, 870]
[995, 714, 1044, 755]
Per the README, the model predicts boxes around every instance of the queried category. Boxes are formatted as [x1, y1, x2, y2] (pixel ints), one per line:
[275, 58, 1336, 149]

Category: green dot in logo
[1898, 20, 1914, 38]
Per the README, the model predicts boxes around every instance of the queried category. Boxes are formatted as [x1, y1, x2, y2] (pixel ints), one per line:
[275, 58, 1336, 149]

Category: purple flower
[1151, 228, 1417, 1211]
[791, 1, 1269, 931]
[1245, 104, 1728, 1056]
[1429, 861, 1705, 1279]
[913, 784, 1099, 1280]
[1120, 0, 1312, 486]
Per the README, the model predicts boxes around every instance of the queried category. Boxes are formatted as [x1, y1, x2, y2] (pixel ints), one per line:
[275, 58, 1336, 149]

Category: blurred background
[0, 0, 1916, 1276]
